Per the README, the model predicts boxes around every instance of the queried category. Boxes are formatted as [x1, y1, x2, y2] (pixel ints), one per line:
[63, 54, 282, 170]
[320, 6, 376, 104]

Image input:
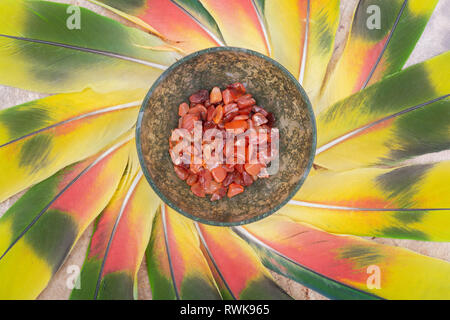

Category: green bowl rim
[136, 46, 317, 226]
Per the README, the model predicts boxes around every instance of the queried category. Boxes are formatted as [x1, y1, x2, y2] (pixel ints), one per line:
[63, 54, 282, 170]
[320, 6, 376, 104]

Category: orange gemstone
[233, 114, 249, 121]
[212, 104, 223, 124]
[206, 105, 215, 122]
[172, 83, 277, 201]
[223, 111, 239, 123]
[188, 104, 207, 115]
[222, 89, 233, 105]
[242, 171, 254, 186]
[186, 173, 198, 186]
[211, 187, 227, 201]
[190, 163, 202, 174]
[189, 90, 208, 104]
[238, 106, 252, 115]
[223, 164, 235, 172]
[244, 163, 262, 176]
[235, 164, 244, 173]
[205, 180, 221, 194]
[224, 103, 238, 115]
[228, 83, 246, 94]
[199, 169, 212, 191]
[181, 114, 199, 131]
[252, 113, 268, 126]
[252, 106, 269, 117]
[174, 165, 189, 180]
[191, 182, 206, 197]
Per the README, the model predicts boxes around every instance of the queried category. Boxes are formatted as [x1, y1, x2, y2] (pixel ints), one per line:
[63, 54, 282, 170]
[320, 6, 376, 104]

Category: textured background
[0, 0, 449, 300]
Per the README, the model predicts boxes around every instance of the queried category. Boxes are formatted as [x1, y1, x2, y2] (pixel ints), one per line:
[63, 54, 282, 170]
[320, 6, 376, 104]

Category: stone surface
[0, 0, 448, 300]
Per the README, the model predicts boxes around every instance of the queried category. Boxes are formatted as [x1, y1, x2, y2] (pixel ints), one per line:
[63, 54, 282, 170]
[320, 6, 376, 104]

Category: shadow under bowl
[136, 47, 316, 226]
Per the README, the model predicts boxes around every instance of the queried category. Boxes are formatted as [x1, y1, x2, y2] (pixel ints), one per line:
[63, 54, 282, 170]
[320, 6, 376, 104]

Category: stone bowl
[136, 47, 316, 226]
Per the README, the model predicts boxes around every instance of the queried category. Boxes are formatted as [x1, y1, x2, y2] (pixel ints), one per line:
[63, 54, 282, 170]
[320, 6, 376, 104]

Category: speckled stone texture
[138, 48, 315, 225]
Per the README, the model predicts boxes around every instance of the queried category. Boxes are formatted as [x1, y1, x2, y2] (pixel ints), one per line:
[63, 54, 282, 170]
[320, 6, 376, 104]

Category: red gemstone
[189, 90, 208, 104]
[252, 113, 268, 126]
[191, 182, 206, 197]
[206, 105, 216, 122]
[174, 165, 189, 180]
[252, 106, 269, 117]
[171, 82, 277, 201]
[222, 172, 235, 187]
[188, 104, 207, 115]
[212, 104, 223, 124]
[181, 114, 199, 131]
[211, 186, 227, 201]
[186, 173, 198, 186]
[235, 164, 244, 173]
[244, 163, 262, 176]
[224, 103, 239, 115]
[224, 120, 248, 131]
[242, 171, 254, 186]
[228, 82, 246, 94]
[210, 87, 223, 104]
[233, 114, 249, 121]
[178, 102, 189, 116]
[211, 166, 227, 183]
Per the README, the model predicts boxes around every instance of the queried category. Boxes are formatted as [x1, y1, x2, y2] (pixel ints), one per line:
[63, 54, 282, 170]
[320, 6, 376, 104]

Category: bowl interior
[137, 48, 315, 225]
